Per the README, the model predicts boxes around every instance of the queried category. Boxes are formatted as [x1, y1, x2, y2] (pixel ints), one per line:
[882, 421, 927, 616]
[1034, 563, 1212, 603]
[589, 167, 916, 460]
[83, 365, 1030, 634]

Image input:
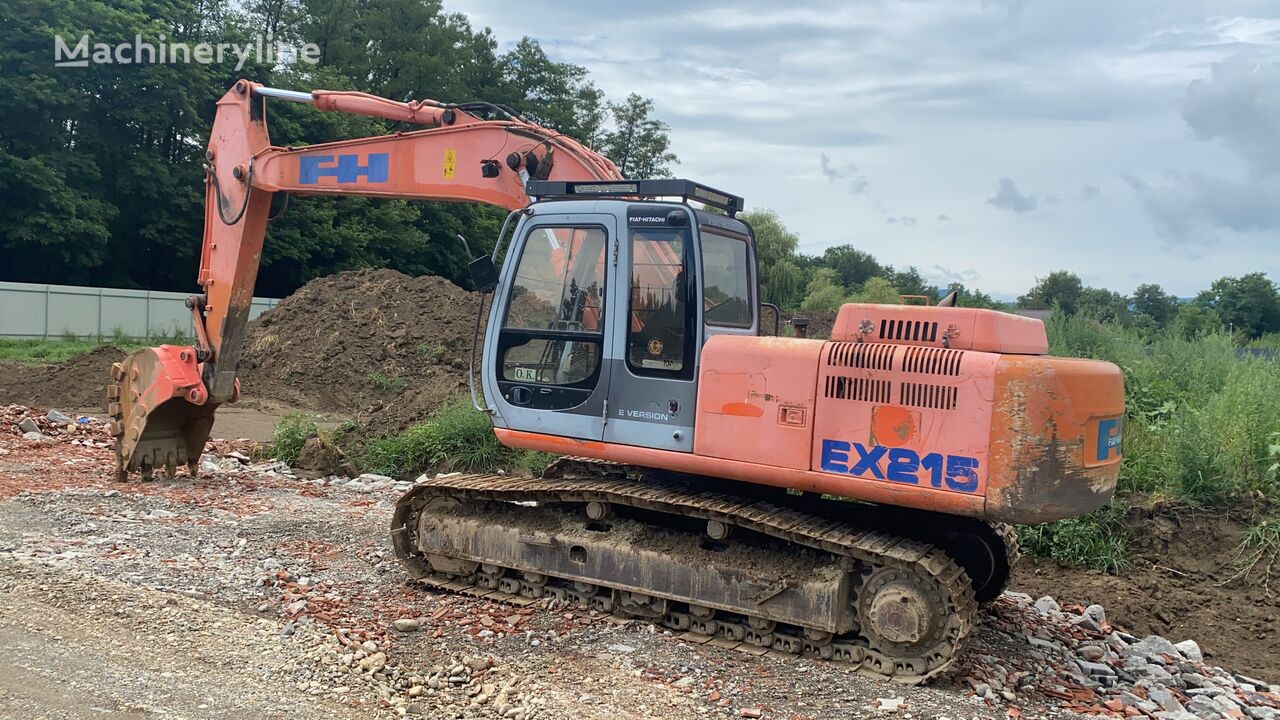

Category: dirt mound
[0, 346, 125, 411]
[239, 269, 484, 431]
[1012, 502, 1280, 681]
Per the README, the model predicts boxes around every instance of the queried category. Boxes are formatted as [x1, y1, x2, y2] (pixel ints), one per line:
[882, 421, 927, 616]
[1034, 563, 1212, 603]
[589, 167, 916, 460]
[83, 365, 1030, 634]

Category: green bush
[359, 398, 551, 478]
[1018, 501, 1129, 573]
[271, 413, 319, 464]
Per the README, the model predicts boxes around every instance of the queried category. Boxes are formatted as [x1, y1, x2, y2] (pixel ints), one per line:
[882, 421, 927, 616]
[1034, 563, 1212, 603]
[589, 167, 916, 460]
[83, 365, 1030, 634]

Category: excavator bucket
[106, 345, 226, 481]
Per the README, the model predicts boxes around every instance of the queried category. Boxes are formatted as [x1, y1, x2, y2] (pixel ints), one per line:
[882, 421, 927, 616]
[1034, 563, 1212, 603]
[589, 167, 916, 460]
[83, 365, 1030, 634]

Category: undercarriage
[392, 460, 1018, 684]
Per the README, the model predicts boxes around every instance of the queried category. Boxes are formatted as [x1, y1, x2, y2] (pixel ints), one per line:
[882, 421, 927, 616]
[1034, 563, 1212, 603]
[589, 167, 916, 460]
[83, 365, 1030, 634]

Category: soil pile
[0, 346, 125, 410]
[1013, 501, 1280, 680]
[239, 269, 485, 432]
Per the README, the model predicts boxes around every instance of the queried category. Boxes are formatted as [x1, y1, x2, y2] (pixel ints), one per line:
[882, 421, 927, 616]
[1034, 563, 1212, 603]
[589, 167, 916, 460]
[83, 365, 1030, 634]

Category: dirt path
[5, 409, 1280, 720]
[0, 569, 375, 720]
[0, 416, 1007, 720]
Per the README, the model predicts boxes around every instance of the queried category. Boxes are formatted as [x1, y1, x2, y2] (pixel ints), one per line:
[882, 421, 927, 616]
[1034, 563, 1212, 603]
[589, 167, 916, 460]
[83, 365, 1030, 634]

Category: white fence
[0, 281, 280, 340]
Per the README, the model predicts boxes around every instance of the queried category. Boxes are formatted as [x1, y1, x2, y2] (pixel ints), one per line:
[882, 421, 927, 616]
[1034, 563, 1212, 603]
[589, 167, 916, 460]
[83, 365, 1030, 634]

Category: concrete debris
[956, 592, 1280, 719]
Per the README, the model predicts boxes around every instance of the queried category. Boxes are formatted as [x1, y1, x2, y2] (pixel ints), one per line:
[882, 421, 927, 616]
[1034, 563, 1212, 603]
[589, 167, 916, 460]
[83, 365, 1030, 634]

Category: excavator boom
[109, 79, 621, 479]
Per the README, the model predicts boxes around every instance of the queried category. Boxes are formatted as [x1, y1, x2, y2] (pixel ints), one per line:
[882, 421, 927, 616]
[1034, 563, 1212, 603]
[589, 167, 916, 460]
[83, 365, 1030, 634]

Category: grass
[0, 328, 191, 363]
[270, 413, 320, 464]
[358, 398, 553, 478]
[1018, 501, 1130, 574]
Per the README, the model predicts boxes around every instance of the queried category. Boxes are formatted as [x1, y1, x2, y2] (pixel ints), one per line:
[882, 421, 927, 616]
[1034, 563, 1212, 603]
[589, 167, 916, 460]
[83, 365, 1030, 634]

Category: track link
[392, 471, 978, 684]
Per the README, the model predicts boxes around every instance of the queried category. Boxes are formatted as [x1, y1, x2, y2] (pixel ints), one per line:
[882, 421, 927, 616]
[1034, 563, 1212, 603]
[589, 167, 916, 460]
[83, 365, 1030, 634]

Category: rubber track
[394, 472, 979, 684]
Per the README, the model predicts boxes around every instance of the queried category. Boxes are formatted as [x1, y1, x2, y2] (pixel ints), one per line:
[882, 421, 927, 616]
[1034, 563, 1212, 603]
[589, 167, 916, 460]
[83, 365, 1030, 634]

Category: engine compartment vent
[826, 342, 895, 370]
[824, 375, 891, 404]
[899, 382, 958, 410]
[900, 346, 963, 376]
[879, 318, 938, 343]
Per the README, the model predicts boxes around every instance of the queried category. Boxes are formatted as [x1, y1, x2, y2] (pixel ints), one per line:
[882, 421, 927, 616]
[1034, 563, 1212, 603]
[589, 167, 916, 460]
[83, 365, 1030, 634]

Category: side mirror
[469, 256, 498, 294]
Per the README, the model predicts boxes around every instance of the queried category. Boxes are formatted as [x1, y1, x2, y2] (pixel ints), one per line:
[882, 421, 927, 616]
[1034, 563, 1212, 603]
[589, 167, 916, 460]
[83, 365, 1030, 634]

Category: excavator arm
[108, 79, 622, 480]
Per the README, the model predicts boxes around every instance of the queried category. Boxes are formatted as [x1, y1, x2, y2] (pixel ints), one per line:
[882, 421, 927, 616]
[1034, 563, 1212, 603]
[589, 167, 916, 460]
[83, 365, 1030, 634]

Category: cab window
[700, 230, 752, 328]
[500, 226, 606, 389]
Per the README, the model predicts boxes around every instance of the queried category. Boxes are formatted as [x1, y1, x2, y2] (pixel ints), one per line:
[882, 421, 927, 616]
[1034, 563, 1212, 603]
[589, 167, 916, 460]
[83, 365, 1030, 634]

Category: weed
[1018, 501, 1130, 574]
[358, 398, 549, 478]
[415, 343, 446, 362]
[367, 371, 406, 392]
[1223, 517, 1280, 591]
[271, 413, 319, 464]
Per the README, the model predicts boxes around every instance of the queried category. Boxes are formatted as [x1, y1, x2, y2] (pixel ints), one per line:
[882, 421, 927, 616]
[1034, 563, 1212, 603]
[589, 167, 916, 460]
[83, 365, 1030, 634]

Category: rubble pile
[3, 404, 110, 446]
[958, 593, 1280, 719]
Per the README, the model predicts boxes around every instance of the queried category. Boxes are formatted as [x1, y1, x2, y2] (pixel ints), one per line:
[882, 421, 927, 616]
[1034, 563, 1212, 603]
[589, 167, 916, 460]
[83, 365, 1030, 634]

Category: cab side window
[700, 230, 752, 328]
[627, 228, 693, 378]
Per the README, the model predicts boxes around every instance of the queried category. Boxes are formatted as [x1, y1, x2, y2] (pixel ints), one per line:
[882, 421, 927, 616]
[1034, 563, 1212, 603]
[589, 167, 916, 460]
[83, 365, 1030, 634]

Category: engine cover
[693, 306, 1123, 524]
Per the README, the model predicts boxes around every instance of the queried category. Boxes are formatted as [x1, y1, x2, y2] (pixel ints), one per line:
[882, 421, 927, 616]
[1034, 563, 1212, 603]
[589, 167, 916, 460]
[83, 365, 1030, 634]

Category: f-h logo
[1096, 417, 1122, 461]
[298, 153, 389, 184]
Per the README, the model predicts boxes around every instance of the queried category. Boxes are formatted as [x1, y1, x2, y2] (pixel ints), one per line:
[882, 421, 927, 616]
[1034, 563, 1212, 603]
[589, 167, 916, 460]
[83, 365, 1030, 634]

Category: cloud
[886, 216, 917, 226]
[452, 0, 1280, 296]
[819, 153, 870, 194]
[1080, 184, 1102, 201]
[986, 177, 1058, 214]
[1124, 171, 1280, 246]
[1126, 59, 1280, 245]
[927, 265, 981, 286]
[936, 214, 951, 222]
[1182, 59, 1280, 174]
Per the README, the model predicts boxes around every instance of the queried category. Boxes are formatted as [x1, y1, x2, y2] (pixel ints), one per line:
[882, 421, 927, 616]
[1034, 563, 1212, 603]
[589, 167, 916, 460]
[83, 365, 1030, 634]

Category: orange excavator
[109, 79, 1125, 683]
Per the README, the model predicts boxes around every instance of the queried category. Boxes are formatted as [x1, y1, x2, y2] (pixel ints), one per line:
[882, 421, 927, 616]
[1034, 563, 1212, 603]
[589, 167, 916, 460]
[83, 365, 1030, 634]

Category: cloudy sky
[452, 0, 1279, 299]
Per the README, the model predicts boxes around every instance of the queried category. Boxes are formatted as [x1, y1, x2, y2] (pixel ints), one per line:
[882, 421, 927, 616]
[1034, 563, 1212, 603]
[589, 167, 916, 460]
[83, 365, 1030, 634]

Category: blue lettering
[849, 443, 887, 479]
[1096, 417, 1122, 461]
[299, 153, 390, 185]
[818, 438, 981, 495]
[820, 439, 850, 473]
[886, 448, 920, 484]
[945, 456, 980, 492]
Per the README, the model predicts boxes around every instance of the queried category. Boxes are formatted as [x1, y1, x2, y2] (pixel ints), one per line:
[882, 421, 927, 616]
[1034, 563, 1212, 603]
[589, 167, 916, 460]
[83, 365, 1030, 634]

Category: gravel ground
[3, 405, 1278, 720]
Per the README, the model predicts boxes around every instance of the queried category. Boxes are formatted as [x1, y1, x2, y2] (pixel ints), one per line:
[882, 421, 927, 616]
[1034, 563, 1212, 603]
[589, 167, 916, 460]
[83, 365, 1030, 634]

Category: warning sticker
[443, 149, 457, 178]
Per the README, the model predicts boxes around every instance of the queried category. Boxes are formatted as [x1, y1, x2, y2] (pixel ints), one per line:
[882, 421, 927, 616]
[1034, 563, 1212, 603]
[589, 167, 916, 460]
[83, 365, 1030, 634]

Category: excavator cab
[481, 180, 754, 453]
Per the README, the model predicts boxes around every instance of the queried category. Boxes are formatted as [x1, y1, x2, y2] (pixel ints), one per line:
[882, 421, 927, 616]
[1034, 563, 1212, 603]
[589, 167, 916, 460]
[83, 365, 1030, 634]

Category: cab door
[484, 213, 616, 440]
[602, 207, 699, 452]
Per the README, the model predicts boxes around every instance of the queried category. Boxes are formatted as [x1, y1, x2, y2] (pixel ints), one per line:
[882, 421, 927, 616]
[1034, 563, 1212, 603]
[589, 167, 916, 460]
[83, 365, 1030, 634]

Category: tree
[1172, 304, 1222, 340]
[740, 209, 805, 310]
[946, 283, 1003, 309]
[1195, 273, 1280, 339]
[600, 94, 678, 179]
[1018, 271, 1084, 315]
[854, 277, 901, 304]
[887, 266, 938, 300]
[822, 245, 885, 289]
[1131, 283, 1178, 326]
[801, 268, 849, 313]
[497, 38, 604, 146]
[1077, 287, 1131, 324]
